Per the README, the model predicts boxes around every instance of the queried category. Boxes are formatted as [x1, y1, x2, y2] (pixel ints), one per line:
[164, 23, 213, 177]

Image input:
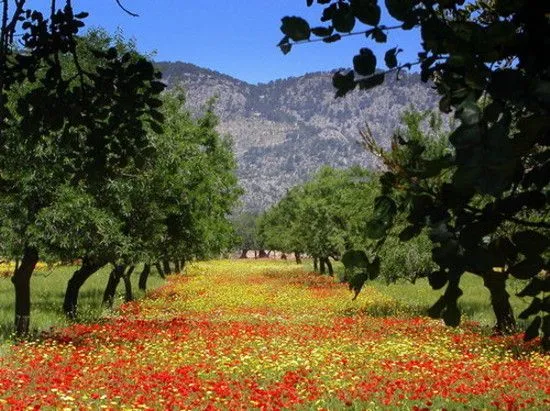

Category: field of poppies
[0, 260, 549, 410]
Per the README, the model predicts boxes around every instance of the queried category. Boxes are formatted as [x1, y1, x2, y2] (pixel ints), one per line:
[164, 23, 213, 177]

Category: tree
[0, 10, 164, 334]
[281, 1, 550, 347]
[232, 212, 261, 258]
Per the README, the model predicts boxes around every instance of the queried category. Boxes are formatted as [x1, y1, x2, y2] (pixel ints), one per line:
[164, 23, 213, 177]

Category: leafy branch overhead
[280, 0, 550, 349]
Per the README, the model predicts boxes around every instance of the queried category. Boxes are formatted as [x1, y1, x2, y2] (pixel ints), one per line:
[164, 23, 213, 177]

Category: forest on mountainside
[156, 62, 442, 211]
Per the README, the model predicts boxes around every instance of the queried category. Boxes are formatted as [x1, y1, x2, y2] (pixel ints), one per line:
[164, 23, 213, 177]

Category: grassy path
[0, 260, 548, 410]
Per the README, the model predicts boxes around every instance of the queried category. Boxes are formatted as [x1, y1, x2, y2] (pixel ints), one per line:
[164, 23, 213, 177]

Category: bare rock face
[156, 62, 439, 211]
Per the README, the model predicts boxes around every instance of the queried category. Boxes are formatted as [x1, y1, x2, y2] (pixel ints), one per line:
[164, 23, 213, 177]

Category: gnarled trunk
[483, 271, 516, 334]
[319, 258, 326, 274]
[122, 265, 135, 302]
[174, 259, 181, 273]
[11, 247, 39, 336]
[138, 264, 151, 291]
[313, 257, 318, 272]
[162, 259, 171, 275]
[155, 262, 165, 279]
[240, 249, 248, 259]
[325, 258, 334, 276]
[103, 265, 125, 309]
[63, 259, 104, 320]
[281, 253, 287, 260]
[258, 249, 268, 258]
[294, 252, 302, 265]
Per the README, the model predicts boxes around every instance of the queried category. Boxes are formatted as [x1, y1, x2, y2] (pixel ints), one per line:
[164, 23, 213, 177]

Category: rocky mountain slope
[156, 62, 439, 211]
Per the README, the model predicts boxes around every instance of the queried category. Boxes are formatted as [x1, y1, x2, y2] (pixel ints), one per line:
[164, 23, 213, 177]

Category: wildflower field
[0, 260, 549, 410]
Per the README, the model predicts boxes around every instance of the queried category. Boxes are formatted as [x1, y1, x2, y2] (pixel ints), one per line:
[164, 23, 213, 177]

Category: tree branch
[115, 0, 138, 17]
[280, 25, 404, 47]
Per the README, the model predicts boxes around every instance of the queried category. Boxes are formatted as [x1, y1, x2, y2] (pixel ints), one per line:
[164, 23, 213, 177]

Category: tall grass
[303, 259, 532, 331]
[0, 264, 166, 343]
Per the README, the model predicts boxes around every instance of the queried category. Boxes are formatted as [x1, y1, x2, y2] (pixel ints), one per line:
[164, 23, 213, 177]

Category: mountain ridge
[155, 61, 439, 211]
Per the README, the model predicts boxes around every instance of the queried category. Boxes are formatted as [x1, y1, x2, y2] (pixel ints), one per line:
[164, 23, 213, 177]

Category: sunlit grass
[301, 259, 531, 330]
[0, 264, 165, 343]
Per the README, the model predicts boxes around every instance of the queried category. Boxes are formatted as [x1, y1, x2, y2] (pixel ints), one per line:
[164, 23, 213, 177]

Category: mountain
[156, 62, 440, 211]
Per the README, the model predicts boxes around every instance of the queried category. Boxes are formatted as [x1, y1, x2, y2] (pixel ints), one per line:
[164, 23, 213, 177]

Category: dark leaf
[342, 250, 369, 270]
[357, 73, 385, 90]
[353, 48, 376, 76]
[332, 4, 355, 33]
[332, 71, 356, 96]
[365, 219, 388, 239]
[399, 224, 422, 242]
[385, 0, 414, 22]
[371, 28, 387, 43]
[280, 16, 311, 41]
[311, 26, 334, 37]
[323, 33, 342, 43]
[449, 125, 481, 149]
[384, 47, 399, 69]
[148, 120, 164, 134]
[374, 195, 397, 220]
[456, 100, 481, 126]
[350, 0, 381, 26]
[280, 42, 292, 55]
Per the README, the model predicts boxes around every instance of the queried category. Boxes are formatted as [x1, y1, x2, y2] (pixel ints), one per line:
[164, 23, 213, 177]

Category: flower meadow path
[0, 261, 549, 410]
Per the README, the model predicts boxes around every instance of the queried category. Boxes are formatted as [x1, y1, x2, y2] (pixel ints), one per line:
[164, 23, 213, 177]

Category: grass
[0, 264, 166, 343]
[301, 259, 532, 331]
[0, 258, 534, 345]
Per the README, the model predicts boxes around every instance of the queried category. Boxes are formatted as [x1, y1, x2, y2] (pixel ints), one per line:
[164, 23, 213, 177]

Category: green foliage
[0, 22, 242, 333]
[261, 161, 435, 286]
[282, 0, 550, 347]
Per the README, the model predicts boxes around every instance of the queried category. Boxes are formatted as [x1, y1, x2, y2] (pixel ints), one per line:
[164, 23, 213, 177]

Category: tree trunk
[155, 262, 165, 279]
[294, 252, 302, 265]
[122, 265, 135, 302]
[63, 259, 104, 320]
[138, 264, 151, 291]
[267, 250, 272, 257]
[258, 249, 268, 258]
[103, 265, 125, 309]
[319, 258, 326, 274]
[174, 260, 181, 273]
[240, 249, 248, 259]
[483, 271, 517, 334]
[162, 259, 171, 275]
[313, 257, 318, 272]
[281, 253, 287, 260]
[325, 258, 334, 276]
[180, 258, 186, 272]
[11, 247, 39, 336]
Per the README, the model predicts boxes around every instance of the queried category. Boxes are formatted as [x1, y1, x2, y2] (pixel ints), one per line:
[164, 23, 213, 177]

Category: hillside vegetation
[156, 62, 439, 210]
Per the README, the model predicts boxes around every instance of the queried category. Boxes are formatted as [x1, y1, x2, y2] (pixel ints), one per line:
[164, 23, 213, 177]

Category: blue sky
[73, 1, 421, 84]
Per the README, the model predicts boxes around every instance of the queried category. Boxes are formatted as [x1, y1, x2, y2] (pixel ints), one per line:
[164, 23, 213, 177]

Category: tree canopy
[281, 0, 550, 348]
